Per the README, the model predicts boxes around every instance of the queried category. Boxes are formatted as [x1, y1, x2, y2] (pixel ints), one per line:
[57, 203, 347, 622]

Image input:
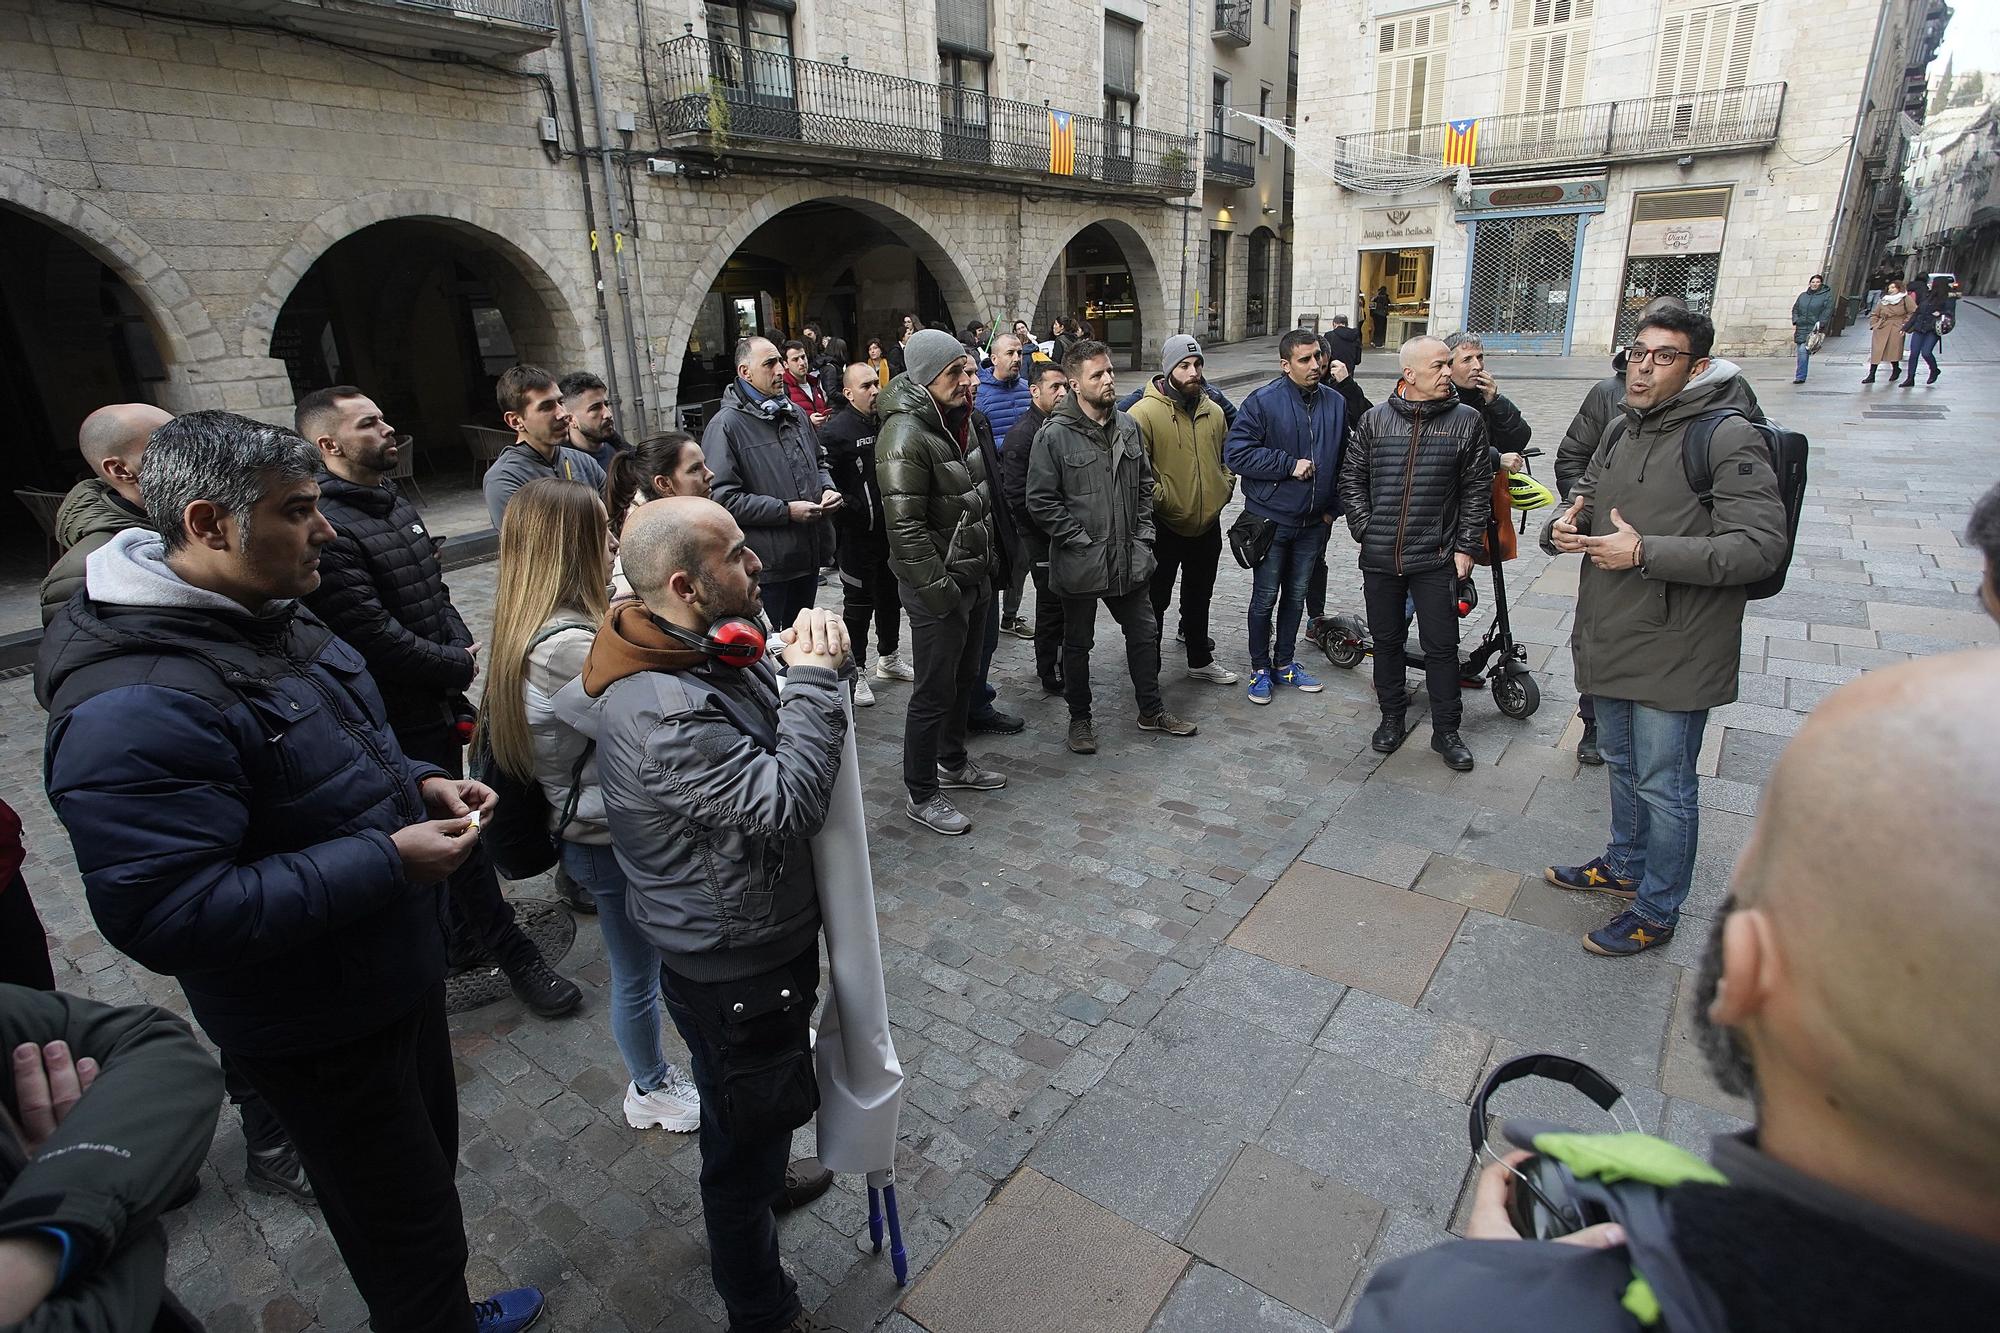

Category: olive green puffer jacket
[875, 373, 999, 614]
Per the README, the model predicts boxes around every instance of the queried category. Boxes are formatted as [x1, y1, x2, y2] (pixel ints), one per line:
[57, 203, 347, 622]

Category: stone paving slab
[1182, 1144, 1383, 1325]
[1148, 1262, 1332, 1332]
[1228, 863, 1465, 1007]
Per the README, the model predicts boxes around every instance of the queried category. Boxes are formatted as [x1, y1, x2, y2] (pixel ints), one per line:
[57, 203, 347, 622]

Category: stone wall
[0, 0, 1192, 447]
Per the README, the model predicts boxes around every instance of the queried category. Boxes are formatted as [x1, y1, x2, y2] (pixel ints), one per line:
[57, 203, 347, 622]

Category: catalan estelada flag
[1442, 118, 1479, 168]
[1048, 110, 1076, 175]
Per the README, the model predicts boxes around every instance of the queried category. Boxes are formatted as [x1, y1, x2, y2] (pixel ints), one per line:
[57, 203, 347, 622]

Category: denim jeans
[1793, 343, 1811, 380]
[560, 840, 671, 1094]
[660, 946, 818, 1333]
[1594, 697, 1708, 929]
[1248, 520, 1330, 671]
[1907, 330, 1941, 379]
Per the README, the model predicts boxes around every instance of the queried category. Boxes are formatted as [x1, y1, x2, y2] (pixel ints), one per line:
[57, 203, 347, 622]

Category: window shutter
[1104, 16, 1139, 97]
[937, 0, 989, 56]
[1653, 1, 1759, 97]
[1505, 0, 1592, 116]
[1372, 9, 1450, 131]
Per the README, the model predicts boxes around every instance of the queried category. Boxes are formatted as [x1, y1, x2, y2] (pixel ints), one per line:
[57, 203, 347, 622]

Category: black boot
[1890, 361, 1900, 379]
[1371, 712, 1407, 754]
[1431, 729, 1474, 771]
[1861, 367, 1876, 384]
[505, 953, 582, 1018]
[1927, 365, 1940, 384]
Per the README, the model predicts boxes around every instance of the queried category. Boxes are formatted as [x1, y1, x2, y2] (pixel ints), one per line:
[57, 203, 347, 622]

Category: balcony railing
[178, 0, 555, 53]
[1213, 0, 1252, 46]
[1335, 82, 1786, 180]
[1206, 129, 1255, 186]
[653, 36, 1195, 196]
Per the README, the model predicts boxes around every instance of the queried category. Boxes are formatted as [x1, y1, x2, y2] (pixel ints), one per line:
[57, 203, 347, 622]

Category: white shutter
[1504, 0, 1592, 144]
[1372, 8, 1451, 132]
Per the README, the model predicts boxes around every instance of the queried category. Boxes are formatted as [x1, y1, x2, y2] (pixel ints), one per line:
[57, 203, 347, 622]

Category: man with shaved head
[38, 403, 170, 623]
[581, 496, 847, 1332]
[1345, 651, 2000, 1329]
[1337, 335, 1493, 771]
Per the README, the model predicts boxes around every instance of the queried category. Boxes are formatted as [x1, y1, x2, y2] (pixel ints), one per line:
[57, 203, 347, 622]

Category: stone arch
[661, 181, 993, 403]
[1025, 216, 1170, 365]
[0, 164, 218, 399]
[241, 190, 593, 367]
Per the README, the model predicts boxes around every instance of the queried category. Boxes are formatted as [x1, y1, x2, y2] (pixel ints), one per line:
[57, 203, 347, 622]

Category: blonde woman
[478, 477, 699, 1131]
[1864, 278, 1913, 384]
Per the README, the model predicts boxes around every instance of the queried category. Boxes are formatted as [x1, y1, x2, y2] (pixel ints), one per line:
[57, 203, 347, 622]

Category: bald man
[1346, 650, 2000, 1330]
[580, 497, 846, 1331]
[38, 403, 170, 623]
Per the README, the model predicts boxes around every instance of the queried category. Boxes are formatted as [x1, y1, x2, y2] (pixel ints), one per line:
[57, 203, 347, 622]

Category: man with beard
[1126, 335, 1238, 686]
[1345, 649, 2000, 1330]
[483, 364, 606, 529]
[560, 370, 630, 471]
[301, 386, 582, 1019]
[821, 362, 904, 703]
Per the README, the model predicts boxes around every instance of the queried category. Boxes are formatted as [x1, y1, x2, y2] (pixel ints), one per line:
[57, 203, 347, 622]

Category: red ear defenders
[654, 615, 767, 668]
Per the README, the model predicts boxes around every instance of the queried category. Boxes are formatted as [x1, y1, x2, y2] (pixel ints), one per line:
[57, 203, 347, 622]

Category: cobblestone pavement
[5, 306, 1996, 1332]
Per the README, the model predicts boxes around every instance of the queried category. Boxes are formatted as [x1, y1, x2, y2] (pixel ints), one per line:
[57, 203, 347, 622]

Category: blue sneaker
[1247, 668, 1274, 705]
[1276, 662, 1324, 693]
[1583, 910, 1675, 958]
[472, 1288, 544, 1333]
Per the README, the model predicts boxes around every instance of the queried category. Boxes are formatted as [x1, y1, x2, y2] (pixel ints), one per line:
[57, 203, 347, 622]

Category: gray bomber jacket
[568, 602, 844, 982]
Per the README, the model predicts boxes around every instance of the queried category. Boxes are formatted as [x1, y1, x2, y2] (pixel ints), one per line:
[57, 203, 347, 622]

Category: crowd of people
[4, 289, 1998, 1332]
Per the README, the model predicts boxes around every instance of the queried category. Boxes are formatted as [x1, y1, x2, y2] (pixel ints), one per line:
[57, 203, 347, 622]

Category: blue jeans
[1248, 520, 1330, 671]
[1594, 698, 1707, 929]
[559, 840, 671, 1093]
[1907, 330, 1940, 379]
[1794, 343, 1811, 380]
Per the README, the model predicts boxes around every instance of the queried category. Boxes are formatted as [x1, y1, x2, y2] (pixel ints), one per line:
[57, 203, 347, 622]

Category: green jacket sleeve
[1639, 419, 1787, 587]
[875, 420, 958, 614]
[1025, 422, 1089, 552]
[0, 986, 220, 1327]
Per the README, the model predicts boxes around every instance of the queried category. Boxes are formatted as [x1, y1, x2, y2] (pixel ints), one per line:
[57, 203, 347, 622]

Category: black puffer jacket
[1338, 390, 1493, 576]
[306, 473, 475, 735]
[1469, 388, 1533, 455]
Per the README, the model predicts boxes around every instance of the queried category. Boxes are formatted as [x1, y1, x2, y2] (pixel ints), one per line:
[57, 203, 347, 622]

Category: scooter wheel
[1493, 671, 1540, 719]
[1329, 638, 1366, 670]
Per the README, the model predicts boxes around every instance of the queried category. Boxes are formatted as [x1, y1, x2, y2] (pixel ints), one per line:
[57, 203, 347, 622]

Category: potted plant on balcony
[705, 76, 732, 154]
[1161, 145, 1189, 184]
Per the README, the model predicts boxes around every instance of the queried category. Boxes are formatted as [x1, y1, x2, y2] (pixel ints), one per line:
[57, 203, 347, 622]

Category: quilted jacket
[1338, 389, 1494, 576]
[875, 374, 999, 614]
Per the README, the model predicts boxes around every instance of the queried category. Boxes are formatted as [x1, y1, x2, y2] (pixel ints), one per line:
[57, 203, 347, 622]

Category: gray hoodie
[481, 440, 607, 530]
[85, 527, 294, 617]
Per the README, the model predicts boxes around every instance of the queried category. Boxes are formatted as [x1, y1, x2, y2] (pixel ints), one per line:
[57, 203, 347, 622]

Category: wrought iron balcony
[165, 0, 555, 55]
[1335, 82, 1786, 180]
[1213, 0, 1252, 46]
[1205, 129, 1256, 186]
[652, 36, 1196, 198]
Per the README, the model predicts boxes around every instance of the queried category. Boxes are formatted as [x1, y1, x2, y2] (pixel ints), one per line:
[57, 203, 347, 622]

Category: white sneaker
[624, 1073, 700, 1131]
[1186, 662, 1240, 685]
[853, 677, 876, 708]
[875, 652, 916, 682]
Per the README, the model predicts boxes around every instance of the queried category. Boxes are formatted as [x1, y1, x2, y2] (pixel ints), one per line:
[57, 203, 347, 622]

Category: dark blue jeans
[1595, 697, 1708, 929]
[1248, 520, 1330, 672]
[659, 945, 819, 1333]
[1906, 330, 1941, 380]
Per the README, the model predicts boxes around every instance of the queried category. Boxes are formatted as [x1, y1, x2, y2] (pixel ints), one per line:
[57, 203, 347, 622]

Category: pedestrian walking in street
[1346, 650, 2000, 1331]
[1338, 336, 1493, 772]
[878, 330, 1005, 836]
[478, 477, 702, 1133]
[703, 335, 843, 630]
[1901, 277, 1956, 387]
[821, 363, 908, 704]
[0, 986, 222, 1330]
[582, 499, 843, 1333]
[1028, 339, 1197, 754]
[483, 364, 607, 529]
[1863, 278, 1913, 383]
[301, 386, 582, 1020]
[560, 369, 631, 471]
[1789, 275, 1835, 383]
[1224, 330, 1347, 706]
[1000, 360, 1073, 694]
[1544, 308, 1787, 956]
[1126, 334, 1239, 687]
[38, 403, 168, 625]
[38, 411, 545, 1333]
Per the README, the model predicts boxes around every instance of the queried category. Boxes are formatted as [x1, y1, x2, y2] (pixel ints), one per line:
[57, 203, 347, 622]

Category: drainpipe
[578, 0, 648, 426]
[553, 1, 621, 408]
[1178, 0, 1197, 330]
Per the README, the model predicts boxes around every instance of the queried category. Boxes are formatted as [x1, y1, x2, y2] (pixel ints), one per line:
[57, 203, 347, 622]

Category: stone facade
[0, 0, 1195, 451]
[1200, 0, 1296, 345]
[1290, 0, 1942, 357]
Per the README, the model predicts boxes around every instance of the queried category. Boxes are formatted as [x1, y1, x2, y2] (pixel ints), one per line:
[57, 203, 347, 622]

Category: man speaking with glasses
[1544, 308, 1787, 959]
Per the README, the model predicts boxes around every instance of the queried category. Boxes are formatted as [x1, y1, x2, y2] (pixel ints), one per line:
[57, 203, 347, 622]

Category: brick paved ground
[4, 306, 1996, 1331]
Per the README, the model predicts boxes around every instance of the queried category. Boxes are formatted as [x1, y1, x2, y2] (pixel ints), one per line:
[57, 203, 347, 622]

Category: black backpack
[467, 624, 594, 881]
[1605, 408, 1807, 600]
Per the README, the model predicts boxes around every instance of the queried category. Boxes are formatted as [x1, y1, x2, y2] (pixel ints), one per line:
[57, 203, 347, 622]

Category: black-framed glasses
[1627, 346, 1693, 367]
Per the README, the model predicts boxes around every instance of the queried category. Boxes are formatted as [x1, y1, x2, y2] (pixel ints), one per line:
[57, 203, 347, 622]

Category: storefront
[1457, 178, 1607, 354]
[1615, 186, 1733, 346]
[1356, 204, 1437, 348]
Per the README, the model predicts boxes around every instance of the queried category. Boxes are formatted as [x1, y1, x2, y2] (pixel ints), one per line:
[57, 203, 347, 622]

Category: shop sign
[1461, 178, 1607, 213]
[1361, 205, 1436, 243]
[1627, 217, 1727, 257]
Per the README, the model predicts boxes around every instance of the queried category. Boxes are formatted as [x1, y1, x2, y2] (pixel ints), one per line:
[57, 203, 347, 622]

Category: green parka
[875, 374, 1000, 615]
[1025, 395, 1157, 598]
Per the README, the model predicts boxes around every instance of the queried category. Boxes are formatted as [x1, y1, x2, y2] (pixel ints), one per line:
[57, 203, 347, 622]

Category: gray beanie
[904, 329, 970, 388]
[1161, 334, 1203, 376]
